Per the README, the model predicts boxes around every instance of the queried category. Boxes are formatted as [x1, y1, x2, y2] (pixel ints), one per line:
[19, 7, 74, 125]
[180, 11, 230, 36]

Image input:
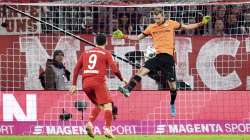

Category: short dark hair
[153, 8, 163, 15]
[95, 33, 106, 46]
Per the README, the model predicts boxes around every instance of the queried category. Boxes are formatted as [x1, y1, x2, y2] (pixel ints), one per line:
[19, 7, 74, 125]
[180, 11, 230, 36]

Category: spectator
[214, 5, 226, 21]
[243, 13, 250, 34]
[138, 15, 150, 33]
[242, 5, 250, 34]
[225, 13, 242, 34]
[111, 18, 119, 32]
[97, 7, 109, 33]
[126, 7, 139, 34]
[119, 14, 129, 34]
[213, 19, 225, 36]
[225, 5, 245, 35]
[41, 50, 71, 90]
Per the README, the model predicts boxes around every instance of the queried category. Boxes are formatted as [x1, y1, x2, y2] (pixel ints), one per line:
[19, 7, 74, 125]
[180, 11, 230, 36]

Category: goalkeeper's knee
[170, 89, 177, 95]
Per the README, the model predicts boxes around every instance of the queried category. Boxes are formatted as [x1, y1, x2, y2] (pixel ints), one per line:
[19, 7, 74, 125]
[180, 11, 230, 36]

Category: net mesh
[0, 0, 250, 136]
[0, 1, 249, 90]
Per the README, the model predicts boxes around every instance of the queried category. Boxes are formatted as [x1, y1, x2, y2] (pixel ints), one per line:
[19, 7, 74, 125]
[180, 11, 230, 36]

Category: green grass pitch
[0, 135, 250, 140]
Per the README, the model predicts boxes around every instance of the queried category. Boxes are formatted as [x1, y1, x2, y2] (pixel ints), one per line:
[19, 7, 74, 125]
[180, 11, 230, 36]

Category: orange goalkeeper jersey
[143, 20, 181, 56]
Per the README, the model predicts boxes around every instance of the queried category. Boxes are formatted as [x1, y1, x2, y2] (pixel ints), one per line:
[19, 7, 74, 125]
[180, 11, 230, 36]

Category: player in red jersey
[70, 34, 127, 139]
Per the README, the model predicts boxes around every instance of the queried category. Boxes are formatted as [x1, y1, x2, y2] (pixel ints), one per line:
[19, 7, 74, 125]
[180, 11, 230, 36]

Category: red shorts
[82, 77, 112, 105]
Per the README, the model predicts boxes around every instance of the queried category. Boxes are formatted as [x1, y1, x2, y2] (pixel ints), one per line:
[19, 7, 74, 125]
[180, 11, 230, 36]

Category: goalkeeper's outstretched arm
[112, 29, 146, 41]
[181, 22, 204, 30]
[125, 33, 146, 41]
[181, 16, 211, 30]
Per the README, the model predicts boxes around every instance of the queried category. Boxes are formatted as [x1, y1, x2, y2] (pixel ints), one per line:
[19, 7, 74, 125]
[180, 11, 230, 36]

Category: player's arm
[126, 33, 146, 41]
[181, 22, 204, 30]
[181, 16, 211, 30]
[112, 29, 146, 41]
[70, 54, 83, 94]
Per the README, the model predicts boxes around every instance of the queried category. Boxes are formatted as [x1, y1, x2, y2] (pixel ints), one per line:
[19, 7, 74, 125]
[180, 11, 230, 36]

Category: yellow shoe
[85, 122, 94, 138]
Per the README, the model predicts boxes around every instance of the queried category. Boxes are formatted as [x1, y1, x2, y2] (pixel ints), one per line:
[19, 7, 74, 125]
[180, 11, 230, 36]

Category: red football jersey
[72, 47, 122, 85]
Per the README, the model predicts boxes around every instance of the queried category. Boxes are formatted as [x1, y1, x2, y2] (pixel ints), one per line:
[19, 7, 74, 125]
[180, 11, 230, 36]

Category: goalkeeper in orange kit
[113, 8, 211, 117]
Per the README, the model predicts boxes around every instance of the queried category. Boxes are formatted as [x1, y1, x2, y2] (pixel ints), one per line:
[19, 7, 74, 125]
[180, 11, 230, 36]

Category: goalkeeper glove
[202, 16, 211, 25]
[112, 29, 128, 39]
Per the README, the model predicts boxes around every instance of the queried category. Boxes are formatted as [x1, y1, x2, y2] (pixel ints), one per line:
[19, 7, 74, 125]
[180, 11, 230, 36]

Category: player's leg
[85, 104, 101, 138]
[85, 98, 101, 138]
[84, 86, 102, 124]
[83, 80, 101, 138]
[88, 104, 102, 123]
[103, 103, 115, 139]
[158, 53, 177, 117]
[118, 57, 158, 97]
[118, 67, 149, 97]
[167, 64, 177, 117]
[168, 80, 177, 117]
[94, 82, 115, 138]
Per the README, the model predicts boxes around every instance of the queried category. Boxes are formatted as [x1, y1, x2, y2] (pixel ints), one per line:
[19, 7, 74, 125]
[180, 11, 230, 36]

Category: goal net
[0, 0, 250, 136]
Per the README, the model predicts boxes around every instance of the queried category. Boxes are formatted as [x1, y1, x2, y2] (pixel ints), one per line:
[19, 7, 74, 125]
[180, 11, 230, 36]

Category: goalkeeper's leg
[158, 53, 177, 117]
[169, 81, 177, 105]
[127, 67, 150, 91]
[168, 81, 177, 117]
[118, 67, 149, 97]
[118, 56, 159, 97]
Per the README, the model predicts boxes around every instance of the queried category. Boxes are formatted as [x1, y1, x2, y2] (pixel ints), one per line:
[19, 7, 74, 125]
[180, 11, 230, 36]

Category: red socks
[89, 107, 113, 128]
[104, 110, 112, 128]
[89, 107, 101, 122]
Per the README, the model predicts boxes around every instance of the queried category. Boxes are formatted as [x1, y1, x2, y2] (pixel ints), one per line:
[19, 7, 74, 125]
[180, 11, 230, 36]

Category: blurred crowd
[41, 4, 250, 36]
